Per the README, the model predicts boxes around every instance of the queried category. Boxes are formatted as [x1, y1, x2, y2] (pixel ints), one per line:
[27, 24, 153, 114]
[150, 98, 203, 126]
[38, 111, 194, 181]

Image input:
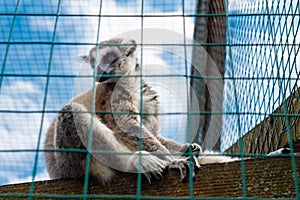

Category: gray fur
[44, 38, 202, 184]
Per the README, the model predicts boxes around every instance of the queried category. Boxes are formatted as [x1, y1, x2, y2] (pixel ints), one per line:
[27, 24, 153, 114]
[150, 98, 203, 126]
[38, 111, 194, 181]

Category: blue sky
[2, 0, 299, 186]
[0, 0, 197, 185]
[221, 0, 300, 151]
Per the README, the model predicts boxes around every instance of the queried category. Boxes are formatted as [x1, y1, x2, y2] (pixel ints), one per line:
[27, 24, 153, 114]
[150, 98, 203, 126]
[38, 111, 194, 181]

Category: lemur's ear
[80, 55, 90, 63]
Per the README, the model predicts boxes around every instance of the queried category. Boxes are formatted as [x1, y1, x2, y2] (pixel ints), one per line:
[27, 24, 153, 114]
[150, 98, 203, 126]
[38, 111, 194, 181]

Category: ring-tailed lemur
[44, 38, 291, 184]
[44, 38, 202, 184]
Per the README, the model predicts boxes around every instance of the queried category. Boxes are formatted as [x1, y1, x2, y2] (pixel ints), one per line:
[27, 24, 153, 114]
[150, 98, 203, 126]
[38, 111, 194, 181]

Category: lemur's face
[82, 38, 137, 82]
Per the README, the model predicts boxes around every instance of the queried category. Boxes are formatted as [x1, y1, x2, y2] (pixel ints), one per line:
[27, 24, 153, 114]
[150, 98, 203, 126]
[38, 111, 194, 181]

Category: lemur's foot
[143, 167, 165, 184]
[168, 156, 200, 182]
[147, 143, 203, 182]
[126, 151, 167, 184]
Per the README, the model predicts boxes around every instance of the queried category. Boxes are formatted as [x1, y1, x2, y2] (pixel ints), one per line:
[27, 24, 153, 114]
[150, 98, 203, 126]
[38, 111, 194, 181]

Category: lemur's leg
[44, 120, 62, 179]
[112, 98, 201, 181]
[69, 102, 167, 183]
[45, 108, 115, 183]
[48, 103, 115, 184]
[156, 136, 202, 155]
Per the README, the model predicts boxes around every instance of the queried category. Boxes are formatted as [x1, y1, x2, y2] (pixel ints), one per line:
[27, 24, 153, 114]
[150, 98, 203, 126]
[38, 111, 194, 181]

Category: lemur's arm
[108, 83, 173, 155]
[111, 101, 173, 159]
[69, 102, 167, 181]
[142, 109, 202, 160]
[111, 97, 202, 178]
[156, 136, 192, 153]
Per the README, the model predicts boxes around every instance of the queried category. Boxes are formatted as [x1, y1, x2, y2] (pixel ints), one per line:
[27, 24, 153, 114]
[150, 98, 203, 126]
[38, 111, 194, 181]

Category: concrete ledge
[0, 157, 299, 199]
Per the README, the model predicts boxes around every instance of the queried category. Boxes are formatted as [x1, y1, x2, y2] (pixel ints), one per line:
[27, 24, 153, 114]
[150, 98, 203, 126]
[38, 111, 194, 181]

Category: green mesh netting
[0, 0, 299, 199]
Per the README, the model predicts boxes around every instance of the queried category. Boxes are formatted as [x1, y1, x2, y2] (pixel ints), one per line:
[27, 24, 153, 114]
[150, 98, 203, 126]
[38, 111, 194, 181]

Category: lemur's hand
[187, 143, 202, 157]
[168, 143, 202, 181]
[182, 143, 202, 168]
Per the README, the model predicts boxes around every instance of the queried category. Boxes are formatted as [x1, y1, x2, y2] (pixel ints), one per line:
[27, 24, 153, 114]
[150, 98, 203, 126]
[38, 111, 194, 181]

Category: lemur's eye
[103, 52, 118, 64]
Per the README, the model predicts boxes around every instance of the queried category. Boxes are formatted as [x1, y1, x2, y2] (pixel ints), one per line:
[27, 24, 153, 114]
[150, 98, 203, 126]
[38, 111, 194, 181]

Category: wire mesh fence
[0, 0, 299, 199]
[222, 0, 300, 153]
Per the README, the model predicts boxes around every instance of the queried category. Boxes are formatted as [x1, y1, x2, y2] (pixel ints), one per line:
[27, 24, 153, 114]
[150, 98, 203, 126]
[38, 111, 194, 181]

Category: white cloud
[1, 0, 196, 185]
[0, 80, 51, 147]
[29, 16, 56, 32]
[97, 14, 194, 43]
[0, 114, 48, 150]
[61, 0, 195, 45]
[4, 170, 49, 185]
[0, 79, 51, 185]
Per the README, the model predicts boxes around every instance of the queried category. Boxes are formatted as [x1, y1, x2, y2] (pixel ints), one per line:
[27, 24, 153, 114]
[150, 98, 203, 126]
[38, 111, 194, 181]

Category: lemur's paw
[268, 147, 291, 155]
[182, 143, 202, 169]
[189, 143, 202, 157]
[168, 157, 198, 182]
[143, 168, 165, 184]
[126, 151, 167, 184]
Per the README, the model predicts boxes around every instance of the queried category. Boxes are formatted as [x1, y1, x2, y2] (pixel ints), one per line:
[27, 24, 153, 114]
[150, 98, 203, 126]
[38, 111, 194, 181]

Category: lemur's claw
[168, 157, 197, 182]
